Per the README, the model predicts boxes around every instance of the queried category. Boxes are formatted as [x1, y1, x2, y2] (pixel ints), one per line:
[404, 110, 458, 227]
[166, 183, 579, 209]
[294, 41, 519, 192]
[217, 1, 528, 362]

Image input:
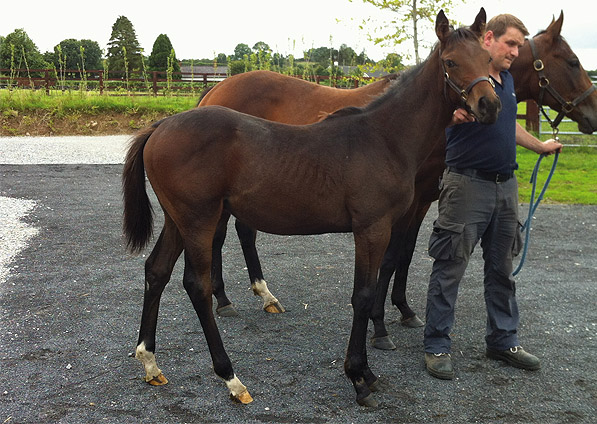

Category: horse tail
[122, 120, 162, 253]
[196, 85, 215, 107]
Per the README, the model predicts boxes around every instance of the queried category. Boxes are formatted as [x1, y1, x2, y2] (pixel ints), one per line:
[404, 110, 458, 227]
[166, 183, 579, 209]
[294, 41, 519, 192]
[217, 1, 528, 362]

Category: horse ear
[546, 10, 564, 39]
[435, 10, 451, 43]
[470, 7, 487, 38]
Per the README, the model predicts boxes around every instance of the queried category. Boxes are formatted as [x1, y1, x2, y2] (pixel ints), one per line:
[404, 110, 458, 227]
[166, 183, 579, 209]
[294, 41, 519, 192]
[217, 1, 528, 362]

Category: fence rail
[0, 68, 370, 96]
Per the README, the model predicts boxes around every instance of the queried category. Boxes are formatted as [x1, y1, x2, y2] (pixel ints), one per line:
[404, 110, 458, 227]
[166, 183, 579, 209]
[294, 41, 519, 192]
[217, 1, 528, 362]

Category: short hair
[487, 14, 529, 39]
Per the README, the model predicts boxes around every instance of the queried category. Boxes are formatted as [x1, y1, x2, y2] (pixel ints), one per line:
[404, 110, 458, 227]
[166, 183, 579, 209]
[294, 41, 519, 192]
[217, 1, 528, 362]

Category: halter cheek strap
[529, 37, 597, 130]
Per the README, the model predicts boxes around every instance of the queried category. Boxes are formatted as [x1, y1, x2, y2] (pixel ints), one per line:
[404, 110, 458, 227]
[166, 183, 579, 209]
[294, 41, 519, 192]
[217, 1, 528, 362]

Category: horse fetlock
[136, 342, 167, 385]
[225, 375, 253, 404]
[251, 279, 285, 313]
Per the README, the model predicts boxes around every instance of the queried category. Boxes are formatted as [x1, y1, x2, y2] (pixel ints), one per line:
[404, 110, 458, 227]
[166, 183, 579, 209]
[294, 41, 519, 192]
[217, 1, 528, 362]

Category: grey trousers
[424, 168, 523, 353]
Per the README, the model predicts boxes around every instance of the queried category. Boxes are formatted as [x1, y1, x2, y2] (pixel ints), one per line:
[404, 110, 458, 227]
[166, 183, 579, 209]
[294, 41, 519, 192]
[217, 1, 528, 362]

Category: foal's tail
[122, 121, 162, 253]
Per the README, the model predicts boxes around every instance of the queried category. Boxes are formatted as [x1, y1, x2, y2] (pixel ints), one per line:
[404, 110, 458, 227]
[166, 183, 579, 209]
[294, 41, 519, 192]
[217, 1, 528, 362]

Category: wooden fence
[6, 67, 585, 132]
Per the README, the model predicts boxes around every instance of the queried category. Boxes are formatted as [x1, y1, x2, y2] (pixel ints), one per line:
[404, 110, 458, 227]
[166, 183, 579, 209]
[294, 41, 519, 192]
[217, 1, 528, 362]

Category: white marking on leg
[135, 342, 163, 382]
[251, 279, 279, 309]
[224, 374, 247, 397]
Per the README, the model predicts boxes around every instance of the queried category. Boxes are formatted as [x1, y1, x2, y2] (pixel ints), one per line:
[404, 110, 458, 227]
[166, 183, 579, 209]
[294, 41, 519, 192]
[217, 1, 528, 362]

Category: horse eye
[568, 58, 580, 68]
[445, 59, 456, 68]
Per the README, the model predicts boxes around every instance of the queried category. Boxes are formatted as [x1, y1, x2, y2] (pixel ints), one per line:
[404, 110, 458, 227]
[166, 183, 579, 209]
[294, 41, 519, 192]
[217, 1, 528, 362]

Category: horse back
[198, 70, 391, 125]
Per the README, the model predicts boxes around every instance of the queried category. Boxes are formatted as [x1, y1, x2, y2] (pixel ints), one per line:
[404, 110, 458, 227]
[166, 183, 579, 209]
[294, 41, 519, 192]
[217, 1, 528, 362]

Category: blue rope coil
[512, 151, 559, 276]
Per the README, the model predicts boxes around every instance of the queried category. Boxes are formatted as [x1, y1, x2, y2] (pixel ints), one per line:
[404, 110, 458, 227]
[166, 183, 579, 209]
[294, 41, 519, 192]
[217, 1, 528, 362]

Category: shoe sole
[486, 350, 541, 371]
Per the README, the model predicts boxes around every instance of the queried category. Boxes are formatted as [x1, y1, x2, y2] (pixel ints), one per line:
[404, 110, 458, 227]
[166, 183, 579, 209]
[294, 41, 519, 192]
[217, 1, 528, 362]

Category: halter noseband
[529, 37, 596, 131]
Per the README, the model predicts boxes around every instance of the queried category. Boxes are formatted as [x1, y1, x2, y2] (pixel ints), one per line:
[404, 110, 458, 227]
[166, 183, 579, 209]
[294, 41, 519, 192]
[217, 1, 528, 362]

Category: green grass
[516, 146, 597, 204]
[0, 90, 197, 116]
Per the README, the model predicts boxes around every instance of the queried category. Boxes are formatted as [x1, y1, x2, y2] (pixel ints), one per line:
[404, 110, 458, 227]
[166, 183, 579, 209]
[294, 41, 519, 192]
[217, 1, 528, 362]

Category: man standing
[423, 14, 563, 380]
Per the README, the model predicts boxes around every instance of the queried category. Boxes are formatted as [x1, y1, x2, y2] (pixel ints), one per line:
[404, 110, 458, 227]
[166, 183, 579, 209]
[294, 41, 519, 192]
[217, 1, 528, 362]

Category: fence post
[45, 69, 50, 95]
[152, 71, 158, 96]
[525, 100, 539, 132]
[99, 70, 104, 95]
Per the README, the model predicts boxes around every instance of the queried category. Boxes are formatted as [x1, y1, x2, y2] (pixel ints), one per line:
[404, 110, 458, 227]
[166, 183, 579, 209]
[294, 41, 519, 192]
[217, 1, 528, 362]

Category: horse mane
[196, 85, 215, 106]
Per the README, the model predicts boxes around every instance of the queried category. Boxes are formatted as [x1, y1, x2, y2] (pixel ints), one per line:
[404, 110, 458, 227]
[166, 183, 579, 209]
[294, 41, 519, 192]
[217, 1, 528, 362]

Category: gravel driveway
[0, 136, 595, 423]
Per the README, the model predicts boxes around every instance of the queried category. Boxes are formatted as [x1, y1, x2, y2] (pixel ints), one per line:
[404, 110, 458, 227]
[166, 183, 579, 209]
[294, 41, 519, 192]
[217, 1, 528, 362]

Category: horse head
[517, 11, 597, 134]
[436, 8, 501, 125]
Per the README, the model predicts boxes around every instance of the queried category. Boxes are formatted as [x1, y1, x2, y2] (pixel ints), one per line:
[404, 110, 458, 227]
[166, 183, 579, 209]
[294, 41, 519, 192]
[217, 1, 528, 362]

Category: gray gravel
[0, 136, 595, 423]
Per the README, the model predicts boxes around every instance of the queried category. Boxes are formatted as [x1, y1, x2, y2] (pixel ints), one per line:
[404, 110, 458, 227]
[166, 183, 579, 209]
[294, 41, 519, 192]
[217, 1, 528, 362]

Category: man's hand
[450, 108, 476, 126]
[541, 138, 563, 156]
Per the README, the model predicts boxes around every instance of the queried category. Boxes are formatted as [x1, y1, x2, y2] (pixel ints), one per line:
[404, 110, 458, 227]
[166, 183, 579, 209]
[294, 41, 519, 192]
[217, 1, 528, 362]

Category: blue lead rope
[512, 151, 559, 276]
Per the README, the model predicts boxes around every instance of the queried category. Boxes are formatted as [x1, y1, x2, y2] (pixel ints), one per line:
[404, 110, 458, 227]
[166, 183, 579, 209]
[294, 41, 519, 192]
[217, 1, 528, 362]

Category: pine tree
[148, 34, 180, 73]
[106, 16, 143, 74]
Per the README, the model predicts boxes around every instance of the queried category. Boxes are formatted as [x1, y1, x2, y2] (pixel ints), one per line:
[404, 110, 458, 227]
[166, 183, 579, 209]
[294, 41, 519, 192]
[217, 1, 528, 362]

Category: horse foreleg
[211, 211, 238, 317]
[136, 215, 183, 386]
[183, 237, 252, 404]
[345, 225, 390, 407]
[235, 219, 284, 313]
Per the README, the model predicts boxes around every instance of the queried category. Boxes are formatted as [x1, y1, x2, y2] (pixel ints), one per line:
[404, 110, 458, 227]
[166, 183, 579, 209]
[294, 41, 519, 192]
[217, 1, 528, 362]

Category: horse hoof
[357, 393, 379, 407]
[401, 315, 424, 328]
[147, 373, 168, 386]
[368, 378, 381, 393]
[370, 335, 397, 350]
[264, 301, 285, 314]
[217, 304, 239, 317]
[231, 389, 254, 404]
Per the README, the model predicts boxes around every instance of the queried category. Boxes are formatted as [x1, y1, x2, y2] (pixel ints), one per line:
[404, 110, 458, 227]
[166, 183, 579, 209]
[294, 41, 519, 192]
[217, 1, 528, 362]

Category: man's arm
[515, 123, 563, 155]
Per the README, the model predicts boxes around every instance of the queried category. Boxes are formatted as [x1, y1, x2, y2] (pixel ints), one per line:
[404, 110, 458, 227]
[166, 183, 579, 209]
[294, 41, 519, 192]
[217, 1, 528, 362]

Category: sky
[2, 0, 596, 70]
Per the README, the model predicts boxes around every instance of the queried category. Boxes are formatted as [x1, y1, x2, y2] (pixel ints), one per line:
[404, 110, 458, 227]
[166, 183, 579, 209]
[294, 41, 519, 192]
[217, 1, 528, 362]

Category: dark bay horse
[199, 12, 597, 350]
[123, 9, 499, 406]
[197, 70, 398, 316]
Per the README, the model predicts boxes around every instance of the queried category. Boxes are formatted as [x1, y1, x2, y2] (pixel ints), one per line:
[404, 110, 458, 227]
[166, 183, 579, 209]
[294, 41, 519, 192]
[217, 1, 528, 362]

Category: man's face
[486, 27, 525, 72]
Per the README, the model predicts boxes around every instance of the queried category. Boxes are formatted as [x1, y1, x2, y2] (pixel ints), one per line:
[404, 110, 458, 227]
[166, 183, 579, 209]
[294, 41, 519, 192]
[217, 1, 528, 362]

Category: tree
[148, 34, 180, 73]
[351, 0, 465, 64]
[0, 28, 47, 70]
[47, 39, 102, 71]
[233, 43, 251, 60]
[338, 44, 357, 66]
[106, 16, 143, 74]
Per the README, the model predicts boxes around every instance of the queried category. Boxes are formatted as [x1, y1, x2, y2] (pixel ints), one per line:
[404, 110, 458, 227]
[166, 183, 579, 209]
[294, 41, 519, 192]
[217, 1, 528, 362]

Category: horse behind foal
[123, 9, 499, 407]
[197, 70, 398, 316]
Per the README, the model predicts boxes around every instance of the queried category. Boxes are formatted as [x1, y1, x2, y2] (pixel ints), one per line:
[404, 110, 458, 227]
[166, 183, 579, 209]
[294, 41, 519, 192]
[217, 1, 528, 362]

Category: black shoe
[486, 346, 541, 370]
[425, 352, 454, 380]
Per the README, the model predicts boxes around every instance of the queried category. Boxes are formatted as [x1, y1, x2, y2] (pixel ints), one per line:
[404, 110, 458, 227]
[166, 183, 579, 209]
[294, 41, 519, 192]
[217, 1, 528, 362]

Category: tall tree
[106, 16, 143, 73]
[48, 39, 102, 71]
[0, 28, 47, 70]
[351, 0, 465, 64]
[233, 43, 251, 60]
[148, 34, 180, 73]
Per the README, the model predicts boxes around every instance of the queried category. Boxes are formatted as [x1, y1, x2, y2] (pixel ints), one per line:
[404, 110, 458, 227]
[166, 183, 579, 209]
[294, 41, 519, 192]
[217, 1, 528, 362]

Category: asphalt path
[0, 136, 596, 423]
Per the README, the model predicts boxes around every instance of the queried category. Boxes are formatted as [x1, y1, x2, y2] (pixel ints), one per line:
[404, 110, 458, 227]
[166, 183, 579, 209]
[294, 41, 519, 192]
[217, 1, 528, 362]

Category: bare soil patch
[0, 110, 170, 136]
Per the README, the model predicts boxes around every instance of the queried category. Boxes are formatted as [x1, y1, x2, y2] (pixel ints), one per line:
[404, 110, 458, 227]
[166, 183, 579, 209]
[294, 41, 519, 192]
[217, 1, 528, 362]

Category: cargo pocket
[511, 220, 524, 257]
[428, 220, 466, 260]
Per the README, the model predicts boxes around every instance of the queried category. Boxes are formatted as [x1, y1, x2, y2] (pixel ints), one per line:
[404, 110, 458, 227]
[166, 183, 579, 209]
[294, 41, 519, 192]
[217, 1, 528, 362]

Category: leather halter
[529, 37, 596, 130]
[442, 59, 494, 117]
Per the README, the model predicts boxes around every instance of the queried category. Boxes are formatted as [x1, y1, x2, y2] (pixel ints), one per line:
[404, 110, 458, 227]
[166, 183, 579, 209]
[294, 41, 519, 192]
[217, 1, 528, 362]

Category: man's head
[484, 14, 529, 72]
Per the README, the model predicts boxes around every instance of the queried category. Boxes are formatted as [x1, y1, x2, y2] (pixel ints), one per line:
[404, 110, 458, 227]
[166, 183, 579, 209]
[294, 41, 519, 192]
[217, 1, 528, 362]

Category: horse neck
[369, 52, 452, 170]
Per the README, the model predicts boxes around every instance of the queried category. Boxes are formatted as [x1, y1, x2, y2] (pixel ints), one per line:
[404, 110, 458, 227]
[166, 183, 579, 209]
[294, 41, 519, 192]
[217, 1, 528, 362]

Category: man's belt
[447, 167, 514, 183]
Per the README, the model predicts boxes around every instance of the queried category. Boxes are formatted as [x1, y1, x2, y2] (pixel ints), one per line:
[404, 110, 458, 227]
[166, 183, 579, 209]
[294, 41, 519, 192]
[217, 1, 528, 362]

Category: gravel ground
[0, 136, 595, 423]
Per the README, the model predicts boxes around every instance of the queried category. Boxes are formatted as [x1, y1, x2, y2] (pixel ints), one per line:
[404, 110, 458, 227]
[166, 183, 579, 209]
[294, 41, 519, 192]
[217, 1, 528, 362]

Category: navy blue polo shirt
[445, 70, 518, 174]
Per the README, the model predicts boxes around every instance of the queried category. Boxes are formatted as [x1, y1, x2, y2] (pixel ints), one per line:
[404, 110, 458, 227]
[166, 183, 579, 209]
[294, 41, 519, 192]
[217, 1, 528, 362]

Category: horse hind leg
[235, 219, 285, 313]
[136, 214, 183, 386]
[211, 210, 239, 317]
[183, 231, 252, 404]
